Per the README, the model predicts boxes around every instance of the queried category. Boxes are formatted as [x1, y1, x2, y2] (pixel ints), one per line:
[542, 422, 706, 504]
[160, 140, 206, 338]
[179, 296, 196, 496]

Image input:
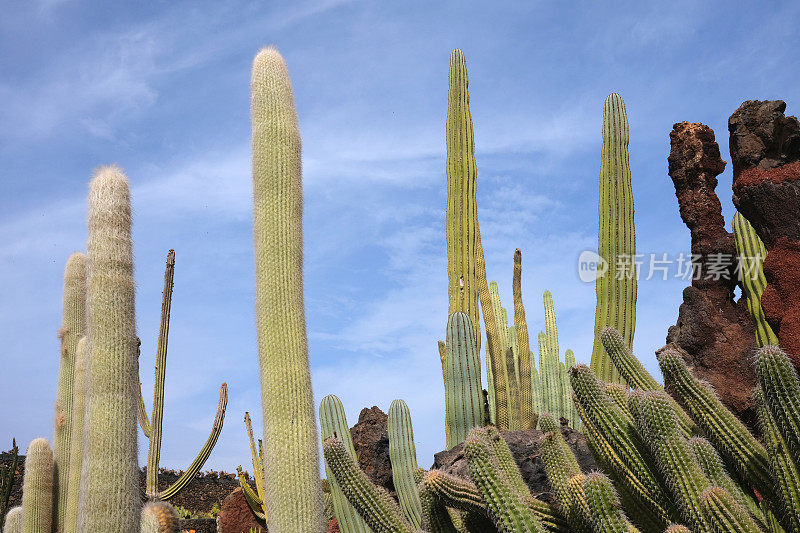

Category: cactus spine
[512, 249, 535, 429]
[63, 337, 86, 533]
[582, 472, 639, 533]
[388, 400, 423, 528]
[754, 345, 800, 457]
[732, 211, 778, 347]
[699, 486, 761, 533]
[4, 507, 22, 533]
[53, 252, 86, 532]
[590, 93, 637, 385]
[251, 46, 325, 531]
[140, 501, 180, 533]
[318, 395, 370, 533]
[21, 438, 53, 533]
[78, 165, 139, 532]
[443, 313, 484, 448]
[446, 48, 480, 353]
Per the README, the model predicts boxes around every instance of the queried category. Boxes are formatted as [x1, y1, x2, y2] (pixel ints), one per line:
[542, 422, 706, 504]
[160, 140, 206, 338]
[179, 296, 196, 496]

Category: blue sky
[1, 0, 798, 474]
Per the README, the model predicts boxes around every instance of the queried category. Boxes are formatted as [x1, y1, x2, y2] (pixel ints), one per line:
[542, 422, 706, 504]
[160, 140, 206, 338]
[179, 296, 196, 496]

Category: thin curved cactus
[513, 249, 535, 429]
[236, 412, 266, 520]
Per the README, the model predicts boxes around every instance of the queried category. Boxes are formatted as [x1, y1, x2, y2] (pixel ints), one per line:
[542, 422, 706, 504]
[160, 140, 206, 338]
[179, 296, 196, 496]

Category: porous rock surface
[729, 100, 800, 369]
[216, 487, 266, 533]
[350, 406, 394, 494]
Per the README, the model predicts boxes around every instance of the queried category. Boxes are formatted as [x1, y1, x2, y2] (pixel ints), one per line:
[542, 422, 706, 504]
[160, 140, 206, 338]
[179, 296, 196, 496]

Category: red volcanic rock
[327, 518, 341, 533]
[216, 487, 266, 533]
[666, 121, 758, 428]
[350, 406, 394, 494]
[730, 100, 800, 368]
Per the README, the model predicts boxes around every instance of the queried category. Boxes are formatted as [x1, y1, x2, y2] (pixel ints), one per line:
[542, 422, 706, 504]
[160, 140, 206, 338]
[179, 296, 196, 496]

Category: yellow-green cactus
[63, 336, 87, 533]
[53, 252, 86, 532]
[251, 46, 325, 531]
[22, 438, 53, 533]
[513, 250, 535, 429]
[78, 165, 140, 532]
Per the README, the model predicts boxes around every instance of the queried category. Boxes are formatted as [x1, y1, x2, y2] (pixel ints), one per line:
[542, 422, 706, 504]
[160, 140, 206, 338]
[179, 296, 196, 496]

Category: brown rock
[350, 406, 394, 493]
[730, 100, 800, 369]
[431, 428, 597, 503]
[216, 487, 266, 533]
[666, 121, 758, 428]
[326, 518, 341, 533]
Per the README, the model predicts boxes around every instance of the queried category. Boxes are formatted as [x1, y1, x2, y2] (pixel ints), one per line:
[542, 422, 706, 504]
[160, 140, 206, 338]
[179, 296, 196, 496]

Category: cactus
[140, 501, 180, 533]
[699, 486, 762, 533]
[445, 48, 481, 354]
[388, 400, 423, 528]
[53, 252, 86, 532]
[251, 46, 325, 531]
[505, 347, 520, 430]
[487, 281, 508, 424]
[139, 250, 228, 500]
[531, 361, 542, 425]
[539, 421, 583, 530]
[563, 350, 578, 429]
[443, 313, 484, 448]
[78, 165, 140, 532]
[753, 387, 800, 532]
[542, 292, 560, 416]
[512, 249, 536, 429]
[633, 391, 711, 531]
[754, 345, 800, 458]
[732, 211, 778, 347]
[657, 347, 775, 500]
[63, 337, 86, 533]
[323, 437, 416, 533]
[22, 438, 53, 533]
[0, 439, 19, 527]
[590, 93, 637, 385]
[418, 481, 459, 533]
[236, 466, 266, 522]
[3, 507, 22, 533]
[581, 472, 639, 533]
[236, 413, 267, 520]
[319, 395, 371, 532]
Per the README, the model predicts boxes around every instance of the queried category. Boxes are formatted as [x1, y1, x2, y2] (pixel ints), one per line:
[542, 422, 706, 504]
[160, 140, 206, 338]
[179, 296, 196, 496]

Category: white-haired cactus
[140, 501, 180, 533]
[77, 165, 140, 532]
[63, 336, 87, 533]
[590, 93, 637, 385]
[21, 438, 53, 533]
[53, 252, 86, 532]
[4, 507, 22, 533]
[251, 46, 325, 531]
[443, 313, 484, 448]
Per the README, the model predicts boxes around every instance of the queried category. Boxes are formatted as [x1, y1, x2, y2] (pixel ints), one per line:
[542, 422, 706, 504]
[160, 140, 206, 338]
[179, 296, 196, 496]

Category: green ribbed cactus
[322, 437, 416, 533]
[531, 361, 542, 424]
[78, 165, 140, 532]
[539, 417, 584, 531]
[417, 481, 458, 533]
[21, 438, 53, 533]
[463, 429, 545, 532]
[664, 526, 691, 533]
[236, 412, 266, 521]
[63, 336, 86, 533]
[563, 350, 578, 429]
[753, 387, 800, 531]
[487, 281, 508, 425]
[634, 391, 711, 531]
[4, 507, 22, 533]
[446, 48, 481, 356]
[590, 93, 637, 385]
[53, 252, 86, 532]
[732, 211, 778, 347]
[582, 472, 639, 533]
[388, 400, 423, 528]
[140, 501, 180, 533]
[319, 395, 371, 533]
[657, 347, 774, 500]
[513, 249, 535, 429]
[505, 347, 520, 430]
[699, 486, 761, 533]
[443, 313, 484, 448]
[542, 291, 560, 416]
[139, 250, 228, 501]
[251, 46, 325, 531]
[754, 345, 800, 457]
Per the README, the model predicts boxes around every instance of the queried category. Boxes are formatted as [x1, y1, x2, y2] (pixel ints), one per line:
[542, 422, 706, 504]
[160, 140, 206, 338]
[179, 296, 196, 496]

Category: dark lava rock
[431, 428, 597, 503]
[350, 406, 394, 494]
[665, 121, 758, 429]
[180, 518, 216, 533]
[216, 487, 266, 533]
[730, 100, 800, 369]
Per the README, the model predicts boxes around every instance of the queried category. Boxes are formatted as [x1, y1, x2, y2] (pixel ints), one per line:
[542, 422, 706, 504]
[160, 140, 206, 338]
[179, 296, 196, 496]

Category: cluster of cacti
[137, 250, 228, 501]
[250, 46, 326, 531]
[236, 412, 268, 521]
[732, 211, 779, 347]
[589, 92, 637, 386]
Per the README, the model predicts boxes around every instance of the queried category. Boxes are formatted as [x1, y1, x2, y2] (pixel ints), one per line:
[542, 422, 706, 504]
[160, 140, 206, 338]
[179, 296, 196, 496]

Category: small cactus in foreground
[140, 501, 180, 533]
[388, 400, 423, 528]
[22, 438, 53, 533]
[4, 507, 22, 533]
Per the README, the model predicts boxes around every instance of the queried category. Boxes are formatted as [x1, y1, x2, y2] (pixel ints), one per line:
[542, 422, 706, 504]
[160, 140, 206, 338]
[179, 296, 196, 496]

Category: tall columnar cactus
[251, 46, 325, 531]
[77, 165, 140, 532]
[139, 251, 228, 501]
[63, 336, 87, 533]
[512, 249, 535, 429]
[319, 395, 370, 532]
[21, 438, 53, 533]
[4, 507, 22, 533]
[388, 400, 423, 528]
[140, 501, 180, 533]
[542, 291, 560, 416]
[53, 252, 86, 532]
[563, 349, 579, 428]
[487, 281, 508, 424]
[590, 93, 637, 385]
[732, 211, 778, 347]
[443, 312, 485, 448]
[445, 48, 480, 353]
